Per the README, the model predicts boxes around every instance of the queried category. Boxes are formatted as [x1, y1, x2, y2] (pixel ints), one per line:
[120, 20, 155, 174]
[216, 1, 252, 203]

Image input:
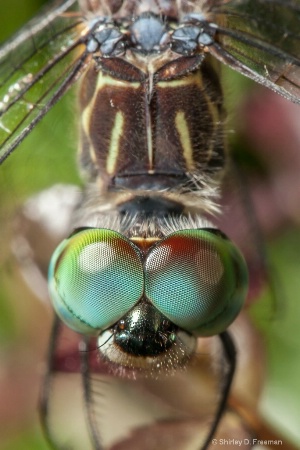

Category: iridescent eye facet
[144, 229, 248, 336]
[48, 229, 144, 334]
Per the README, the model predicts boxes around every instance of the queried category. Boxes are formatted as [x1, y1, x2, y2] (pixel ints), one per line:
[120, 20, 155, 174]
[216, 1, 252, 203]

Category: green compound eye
[145, 229, 248, 336]
[48, 229, 144, 334]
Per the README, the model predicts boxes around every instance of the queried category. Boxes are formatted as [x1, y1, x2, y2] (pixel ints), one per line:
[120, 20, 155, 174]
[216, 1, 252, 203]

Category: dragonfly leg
[200, 331, 237, 450]
[39, 314, 66, 450]
[80, 337, 103, 450]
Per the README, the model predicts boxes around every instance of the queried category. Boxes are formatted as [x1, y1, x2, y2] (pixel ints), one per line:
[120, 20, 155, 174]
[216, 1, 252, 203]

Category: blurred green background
[0, 1, 78, 449]
[0, 1, 299, 449]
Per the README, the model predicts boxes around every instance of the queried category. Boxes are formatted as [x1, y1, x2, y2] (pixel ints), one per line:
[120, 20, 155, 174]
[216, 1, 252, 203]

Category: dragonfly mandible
[0, 1, 300, 450]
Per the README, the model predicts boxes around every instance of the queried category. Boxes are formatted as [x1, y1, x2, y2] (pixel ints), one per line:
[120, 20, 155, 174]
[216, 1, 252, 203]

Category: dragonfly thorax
[79, 11, 226, 211]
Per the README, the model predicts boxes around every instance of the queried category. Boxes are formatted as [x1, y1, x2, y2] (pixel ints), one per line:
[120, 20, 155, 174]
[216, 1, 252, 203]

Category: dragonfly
[0, 1, 300, 449]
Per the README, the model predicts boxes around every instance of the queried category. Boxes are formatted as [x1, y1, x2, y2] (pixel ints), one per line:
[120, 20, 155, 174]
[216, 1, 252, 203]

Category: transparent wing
[208, 0, 300, 104]
[0, 0, 89, 164]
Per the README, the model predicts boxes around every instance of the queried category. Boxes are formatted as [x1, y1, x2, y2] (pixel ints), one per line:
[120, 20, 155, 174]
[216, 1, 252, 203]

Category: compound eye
[48, 229, 144, 334]
[145, 229, 248, 336]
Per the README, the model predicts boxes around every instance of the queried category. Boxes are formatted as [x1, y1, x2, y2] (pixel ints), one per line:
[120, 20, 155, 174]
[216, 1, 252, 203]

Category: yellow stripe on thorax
[106, 111, 124, 175]
[175, 111, 195, 171]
